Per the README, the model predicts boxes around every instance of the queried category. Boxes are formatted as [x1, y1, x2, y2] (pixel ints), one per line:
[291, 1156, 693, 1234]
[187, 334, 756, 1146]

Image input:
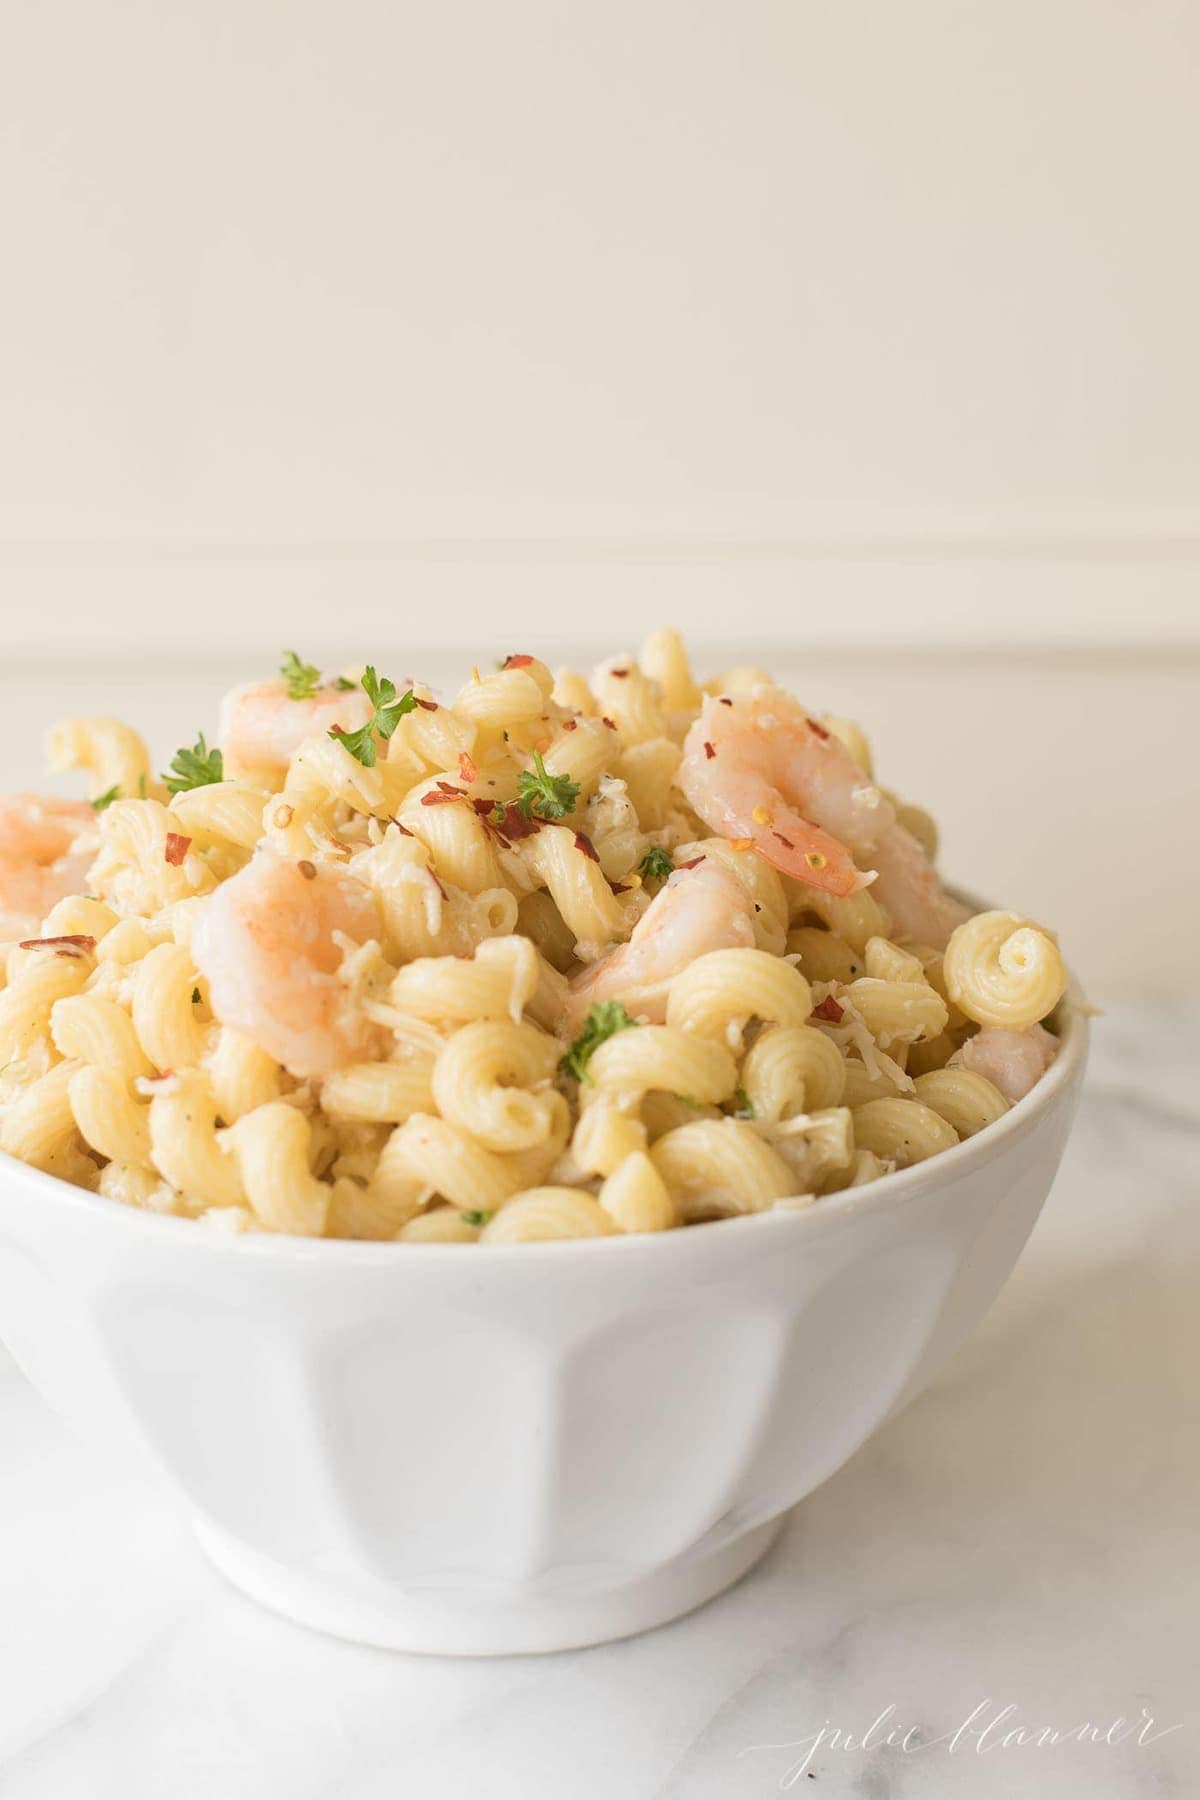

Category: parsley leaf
[163, 734, 223, 795]
[516, 751, 581, 822]
[329, 665, 418, 767]
[460, 1209, 493, 1227]
[332, 675, 356, 690]
[732, 1087, 756, 1119]
[559, 1001, 638, 1083]
[280, 649, 323, 700]
[638, 845, 675, 884]
[90, 785, 121, 812]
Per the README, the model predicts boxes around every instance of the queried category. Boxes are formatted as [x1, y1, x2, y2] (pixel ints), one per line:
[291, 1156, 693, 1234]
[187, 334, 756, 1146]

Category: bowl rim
[0, 996, 1089, 1266]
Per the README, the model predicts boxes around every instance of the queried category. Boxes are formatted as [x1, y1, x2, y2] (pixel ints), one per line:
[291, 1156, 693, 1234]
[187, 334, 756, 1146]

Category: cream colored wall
[1, 2, 1197, 992]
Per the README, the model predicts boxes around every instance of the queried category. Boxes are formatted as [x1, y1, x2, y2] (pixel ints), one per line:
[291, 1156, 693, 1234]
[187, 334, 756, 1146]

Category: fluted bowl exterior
[0, 1006, 1087, 1653]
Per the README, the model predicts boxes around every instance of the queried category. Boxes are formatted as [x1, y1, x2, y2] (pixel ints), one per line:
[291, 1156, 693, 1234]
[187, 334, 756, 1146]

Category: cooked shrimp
[218, 680, 372, 777]
[193, 850, 385, 1077]
[951, 1023, 1058, 1102]
[866, 822, 970, 950]
[678, 691, 890, 897]
[0, 794, 97, 942]
[680, 689, 969, 944]
[565, 860, 756, 1028]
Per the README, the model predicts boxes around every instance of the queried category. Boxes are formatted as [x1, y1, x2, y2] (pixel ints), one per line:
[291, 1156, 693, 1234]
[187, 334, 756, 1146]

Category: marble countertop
[0, 1001, 1195, 1800]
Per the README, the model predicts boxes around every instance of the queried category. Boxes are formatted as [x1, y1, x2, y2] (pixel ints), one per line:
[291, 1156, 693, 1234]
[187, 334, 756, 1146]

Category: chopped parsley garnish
[191, 987, 202, 1004]
[516, 751, 580, 822]
[332, 675, 356, 690]
[732, 1087, 756, 1119]
[90, 785, 121, 812]
[461, 1209, 493, 1227]
[280, 649, 323, 700]
[559, 1001, 638, 1083]
[329, 665, 418, 767]
[163, 734, 223, 795]
[638, 845, 675, 884]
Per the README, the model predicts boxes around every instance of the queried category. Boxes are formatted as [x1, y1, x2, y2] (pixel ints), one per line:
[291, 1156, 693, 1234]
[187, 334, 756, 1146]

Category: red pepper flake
[504, 653, 534, 669]
[703, 741, 716, 760]
[573, 831, 600, 863]
[601, 716, 617, 730]
[718, 696, 734, 707]
[392, 820, 415, 836]
[610, 879, 632, 894]
[296, 859, 317, 880]
[18, 934, 96, 955]
[328, 723, 346, 738]
[415, 696, 439, 712]
[610, 667, 629, 679]
[458, 752, 479, 784]
[812, 994, 845, 1023]
[561, 718, 578, 732]
[677, 856, 704, 871]
[488, 802, 540, 842]
[806, 717, 831, 741]
[421, 789, 463, 807]
[164, 832, 192, 866]
[772, 830, 794, 850]
[472, 796, 495, 816]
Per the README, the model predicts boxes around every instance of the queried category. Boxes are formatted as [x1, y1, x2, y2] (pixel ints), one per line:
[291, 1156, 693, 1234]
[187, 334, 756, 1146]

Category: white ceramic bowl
[0, 1004, 1087, 1655]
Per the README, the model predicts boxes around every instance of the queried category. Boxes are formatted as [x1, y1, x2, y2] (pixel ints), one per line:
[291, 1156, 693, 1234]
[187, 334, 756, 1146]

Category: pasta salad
[0, 632, 1069, 1242]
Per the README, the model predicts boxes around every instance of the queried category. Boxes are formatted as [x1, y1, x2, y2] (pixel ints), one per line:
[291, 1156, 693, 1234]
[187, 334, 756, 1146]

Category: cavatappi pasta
[0, 633, 1071, 1240]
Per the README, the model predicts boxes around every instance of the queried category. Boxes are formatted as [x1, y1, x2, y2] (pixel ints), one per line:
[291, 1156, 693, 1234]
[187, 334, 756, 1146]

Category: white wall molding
[3, 542, 1198, 661]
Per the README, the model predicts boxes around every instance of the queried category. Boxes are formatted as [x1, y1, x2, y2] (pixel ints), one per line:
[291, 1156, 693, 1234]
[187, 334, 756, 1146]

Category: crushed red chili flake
[164, 832, 192, 866]
[328, 723, 346, 737]
[488, 803, 540, 842]
[459, 752, 479, 783]
[703, 741, 716, 760]
[472, 796, 495, 815]
[610, 667, 629, 679]
[718, 696, 734, 707]
[561, 718, 578, 732]
[573, 831, 600, 863]
[504, 653, 534, 669]
[812, 994, 845, 1022]
[610, 879, 632, 894]
[676, 856, 704, 871]
[806, 717, 831, 741]
[772, 830, 795, 850]
[421, 789, 463, 806]
[296, 859, 317, 880]
[392, 820, 415, 836]
[415, 696, 439, 711]
[601, 716, 617, 730]
[18, 934, 96, 955]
